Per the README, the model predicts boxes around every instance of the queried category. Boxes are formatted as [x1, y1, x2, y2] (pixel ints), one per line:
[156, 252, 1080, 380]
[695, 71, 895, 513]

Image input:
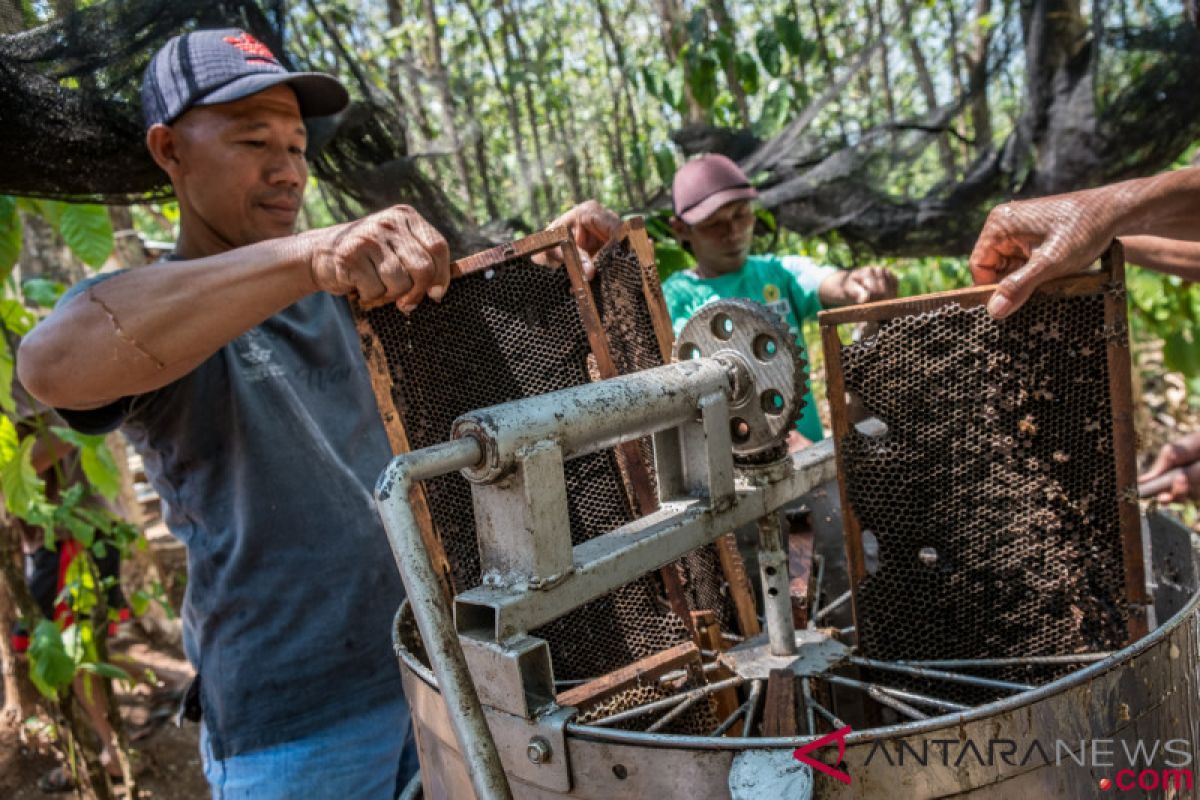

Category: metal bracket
[473, 440, 574, 588]
[459, 631, 556, 719]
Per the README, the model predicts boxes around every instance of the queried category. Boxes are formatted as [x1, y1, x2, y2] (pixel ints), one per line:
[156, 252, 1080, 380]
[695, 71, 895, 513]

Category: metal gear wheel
[673, 298, 808, 458]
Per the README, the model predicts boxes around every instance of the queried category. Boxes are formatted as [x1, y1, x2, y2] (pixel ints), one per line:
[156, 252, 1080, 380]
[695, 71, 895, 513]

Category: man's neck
[692, 258, 746, 280]
[173, 223, 237, 261]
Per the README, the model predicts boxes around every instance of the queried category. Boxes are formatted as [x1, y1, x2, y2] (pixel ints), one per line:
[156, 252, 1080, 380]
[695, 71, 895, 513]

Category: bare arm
[970, 167, 1200, 318]
[1122, 236, 1200, 282]
[818, 266, 898, 306]
[18, 205, 450, 410]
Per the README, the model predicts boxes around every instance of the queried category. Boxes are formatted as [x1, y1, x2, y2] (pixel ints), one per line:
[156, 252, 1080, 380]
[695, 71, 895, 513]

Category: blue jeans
[200, 696, 419, 799]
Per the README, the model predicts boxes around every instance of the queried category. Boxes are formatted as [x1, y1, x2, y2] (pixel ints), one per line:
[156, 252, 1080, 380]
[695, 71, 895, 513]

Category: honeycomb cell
[828, 291, 1134, 701]
[358, 233, 744, 731]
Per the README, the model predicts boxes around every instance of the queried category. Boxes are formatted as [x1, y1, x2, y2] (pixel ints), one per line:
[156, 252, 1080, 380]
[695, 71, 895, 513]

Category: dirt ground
[1, 633, 207, 800]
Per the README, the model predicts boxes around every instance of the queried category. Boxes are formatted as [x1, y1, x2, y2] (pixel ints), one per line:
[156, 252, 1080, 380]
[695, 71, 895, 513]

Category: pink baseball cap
[672, 154, 759, 225]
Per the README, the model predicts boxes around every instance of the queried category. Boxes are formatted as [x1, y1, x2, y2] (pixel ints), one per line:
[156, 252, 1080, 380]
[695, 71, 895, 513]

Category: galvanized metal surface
[718, 630, 850, 681]
[672, 298, 809, 458]
[375, 437, 512, 800]
[452, 358, 733, 485]
[454, 441, 838, 641]
[755, 512, 798, 656]
[397, 555, 1200, 798]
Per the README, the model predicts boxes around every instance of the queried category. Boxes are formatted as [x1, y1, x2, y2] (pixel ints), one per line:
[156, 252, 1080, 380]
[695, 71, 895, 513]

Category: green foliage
[0, 416, 45, 516]
[683, 45, 720, 110]
[0, 196, 21, 280]
[755, 27, 782, 77]
[51, 426, 122, 500]
[16, 199, 114, 270]
[28, 620, 76, 698]
[22, 278, 66, 309]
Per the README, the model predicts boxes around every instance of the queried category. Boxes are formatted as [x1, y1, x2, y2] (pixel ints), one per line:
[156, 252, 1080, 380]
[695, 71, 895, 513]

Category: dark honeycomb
[571, 676, 720, 735]
[829, 291, 1135, 698]
[591, 235, 741, 636]
[359, 234, 751, 700]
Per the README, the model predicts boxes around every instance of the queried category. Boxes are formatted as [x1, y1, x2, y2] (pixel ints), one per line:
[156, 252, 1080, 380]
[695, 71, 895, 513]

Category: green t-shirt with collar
[662, 254, 835, 442]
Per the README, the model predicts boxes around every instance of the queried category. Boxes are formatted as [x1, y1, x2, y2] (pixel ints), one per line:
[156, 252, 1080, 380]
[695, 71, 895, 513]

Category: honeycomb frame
[818, 243, 1149, 681]
[352, 220, 754, 700]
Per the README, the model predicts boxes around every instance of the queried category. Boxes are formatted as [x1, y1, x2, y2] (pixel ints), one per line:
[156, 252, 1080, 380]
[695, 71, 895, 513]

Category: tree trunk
[107, 206, 144, 270]
[0, 567, 28, 728]
[805, 0, 849, 141]
[873, 0, 896, 134]
[965, 0, 994, 157]
[899, 0, 957, 180]
[595, 0, 649, 204]
[656, 0, 708, 124]
[421, 0, 475, 215]
[498, 0, 556, 216]
[549, 102, 585, 204]
[466, 0, 539, 221]
[17, 213, 87, 289]
[706, 0, 750, 128]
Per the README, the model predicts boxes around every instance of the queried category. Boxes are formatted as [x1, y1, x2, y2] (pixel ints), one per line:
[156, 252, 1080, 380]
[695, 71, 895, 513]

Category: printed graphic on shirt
[763, 283, 781, 303]
[234, 330, 286, 382]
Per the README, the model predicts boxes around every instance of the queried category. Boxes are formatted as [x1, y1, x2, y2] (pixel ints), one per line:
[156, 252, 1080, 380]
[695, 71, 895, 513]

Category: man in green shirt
[664, 154, 897, 448]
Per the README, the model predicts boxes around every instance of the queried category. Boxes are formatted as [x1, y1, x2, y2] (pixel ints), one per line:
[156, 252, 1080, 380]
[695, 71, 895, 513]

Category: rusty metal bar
[896, 654, 1111, 669]
[741, 679, 765, 737]
[373, 438, 512, 800]
[849, 657, 1034, 693]
[820, 674, 970, 714]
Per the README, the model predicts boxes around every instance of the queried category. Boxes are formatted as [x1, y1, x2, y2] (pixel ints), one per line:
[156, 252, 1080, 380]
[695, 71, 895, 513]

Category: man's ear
[669, 215, 690, 243]
[146, 123, 182, 176]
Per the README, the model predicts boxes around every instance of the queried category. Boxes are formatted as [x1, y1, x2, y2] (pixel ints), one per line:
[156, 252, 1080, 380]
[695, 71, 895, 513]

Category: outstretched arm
[1122, 236, 1200, 282]
[970, 168, 1200, 318]
[18, 205, 450, 410]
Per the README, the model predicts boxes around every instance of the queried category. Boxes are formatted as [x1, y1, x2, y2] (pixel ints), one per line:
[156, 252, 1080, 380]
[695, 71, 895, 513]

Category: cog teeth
[673, 298, 810, 456]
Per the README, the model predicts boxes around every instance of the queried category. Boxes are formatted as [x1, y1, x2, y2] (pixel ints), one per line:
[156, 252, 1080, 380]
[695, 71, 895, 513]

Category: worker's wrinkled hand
[1140, 432, 1200, 503]
[534, 200, 622, 279]
[969, 193, 1115, 320]
[307, 204, 451, 313]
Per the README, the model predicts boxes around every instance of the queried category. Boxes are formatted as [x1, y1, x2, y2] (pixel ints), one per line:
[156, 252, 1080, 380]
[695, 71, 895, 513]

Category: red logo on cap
[223, 33, 277, 65]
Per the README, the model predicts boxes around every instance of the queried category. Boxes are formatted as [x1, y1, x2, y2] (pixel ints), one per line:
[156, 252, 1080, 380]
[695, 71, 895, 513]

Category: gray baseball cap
[141, 28, 349, 128]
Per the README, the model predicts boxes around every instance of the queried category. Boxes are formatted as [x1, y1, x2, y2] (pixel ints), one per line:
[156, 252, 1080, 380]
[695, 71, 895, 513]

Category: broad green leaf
[653, 145, 677, 186]
[62, 620, 97, 663]
[22, 278, 65, 308]
[712, 35, 734, 71]
[756, 88, 791, 136]
[58, 204, 113, 270]
[2, 435, 45, 516]
[1164, 330, 1200, 378]
[654, 242, 693, 281]
[0, 335, 14, 416]
[129, 590, 151, 616]
[79, 662, 133, 683]
[755, 28, 782, 77]
[775, 14, 805, 58]
[0, 414, 18, 462]
[685, 49, 720, 110]
[755, 207, 777, 233]
[28, 620, 75, 697]
[0, 298, 35, 335]
[53, 426, 121, 500]
[735, 52, 759, 95]
[0, 195, 21, 281]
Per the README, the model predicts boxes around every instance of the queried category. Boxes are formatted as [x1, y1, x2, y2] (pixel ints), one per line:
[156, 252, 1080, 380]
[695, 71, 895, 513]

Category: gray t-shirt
[59, 276, 404, 758]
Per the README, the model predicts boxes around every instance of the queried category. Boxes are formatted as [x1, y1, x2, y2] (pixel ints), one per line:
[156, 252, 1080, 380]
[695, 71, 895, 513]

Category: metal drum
[396, 509, 1200, 799]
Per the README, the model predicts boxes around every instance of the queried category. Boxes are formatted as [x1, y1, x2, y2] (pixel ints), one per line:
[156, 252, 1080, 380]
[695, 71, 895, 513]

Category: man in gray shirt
[18, 28, 618, 799]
